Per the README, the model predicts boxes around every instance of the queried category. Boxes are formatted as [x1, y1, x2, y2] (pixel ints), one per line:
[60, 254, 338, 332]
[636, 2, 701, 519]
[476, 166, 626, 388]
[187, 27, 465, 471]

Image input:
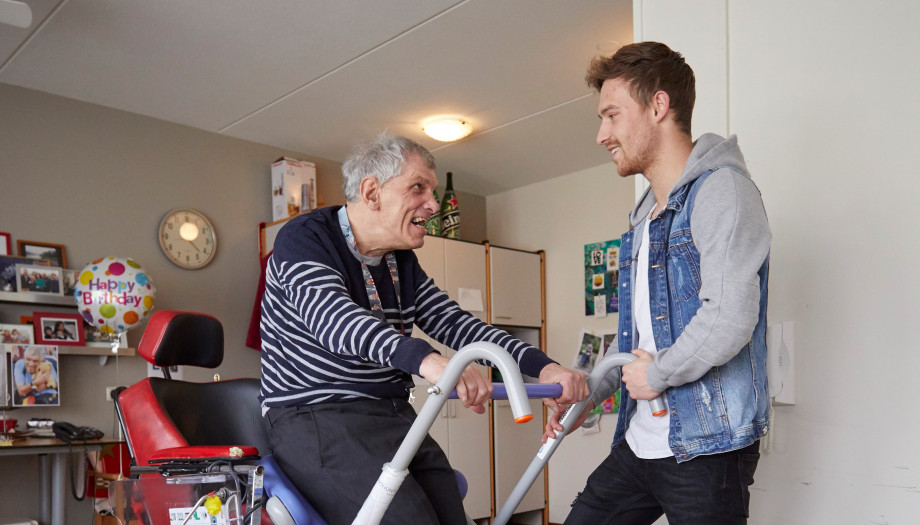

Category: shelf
[0, 291, 75, 307]
[58, 345, 135, 357]
[0, 291, 135, 356]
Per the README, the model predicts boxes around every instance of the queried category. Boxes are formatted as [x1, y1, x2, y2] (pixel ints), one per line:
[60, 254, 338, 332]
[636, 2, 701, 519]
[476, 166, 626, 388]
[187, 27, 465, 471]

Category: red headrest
[137, 311, 223, 368]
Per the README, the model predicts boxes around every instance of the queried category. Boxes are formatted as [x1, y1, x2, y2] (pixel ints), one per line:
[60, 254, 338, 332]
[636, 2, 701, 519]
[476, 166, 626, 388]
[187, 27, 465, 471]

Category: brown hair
[586, 42, 695, 136]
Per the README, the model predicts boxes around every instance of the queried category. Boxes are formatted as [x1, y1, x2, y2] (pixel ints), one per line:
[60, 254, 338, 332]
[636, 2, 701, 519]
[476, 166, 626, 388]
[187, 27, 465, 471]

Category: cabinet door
[410, 238, 492, 519]
[415, 236, 446, 289]
[411, 331, 450, 448]
[448, 395, 492, 519]
[489, 247, 542, 327]
[444, 240, 488, 323]
[493, 399, 545, 513]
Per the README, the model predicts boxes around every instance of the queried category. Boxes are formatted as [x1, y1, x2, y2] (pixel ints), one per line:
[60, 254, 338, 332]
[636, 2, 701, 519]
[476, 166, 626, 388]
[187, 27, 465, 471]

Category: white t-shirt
[625, 208, 673, 459]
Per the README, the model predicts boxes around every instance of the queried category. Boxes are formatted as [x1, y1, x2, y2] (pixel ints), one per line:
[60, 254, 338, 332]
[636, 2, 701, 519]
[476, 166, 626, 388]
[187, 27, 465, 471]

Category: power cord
[67, 442, 92, 501]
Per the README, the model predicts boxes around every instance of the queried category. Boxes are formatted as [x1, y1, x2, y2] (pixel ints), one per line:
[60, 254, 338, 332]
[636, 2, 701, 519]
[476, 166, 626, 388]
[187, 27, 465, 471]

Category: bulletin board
[584, 239, 620, 316]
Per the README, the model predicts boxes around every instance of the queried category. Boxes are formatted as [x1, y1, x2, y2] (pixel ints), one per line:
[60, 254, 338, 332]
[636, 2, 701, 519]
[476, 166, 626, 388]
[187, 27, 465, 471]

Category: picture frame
[0, 323, 34, 344]
[0, 345, 9, 408]
[84, 322, 128, 347]
[9, 344, 60, 407]
[33, 312, 85, 346]
[62, 269, 78, 297]
[0, 232, 10, 256]
[0, 255, 49, 292]
[16, 240, 67, 269]
[14, 264, 63, 295]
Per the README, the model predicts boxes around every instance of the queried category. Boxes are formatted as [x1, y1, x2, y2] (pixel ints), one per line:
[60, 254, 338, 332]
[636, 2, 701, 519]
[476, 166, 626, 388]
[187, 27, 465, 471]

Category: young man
[260, 133, 587, 525]
[547, 42, 771, 524]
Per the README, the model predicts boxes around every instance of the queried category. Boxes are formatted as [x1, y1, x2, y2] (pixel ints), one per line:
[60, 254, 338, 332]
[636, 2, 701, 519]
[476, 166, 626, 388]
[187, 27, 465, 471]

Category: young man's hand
[621, 349, 662, 400]
[541, 400, 595, 443]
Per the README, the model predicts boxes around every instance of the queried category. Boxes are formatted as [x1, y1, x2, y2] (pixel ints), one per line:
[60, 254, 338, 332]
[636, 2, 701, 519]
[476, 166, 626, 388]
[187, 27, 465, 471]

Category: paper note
[457, 288, 484, 312]
[593, 295, 607, 318]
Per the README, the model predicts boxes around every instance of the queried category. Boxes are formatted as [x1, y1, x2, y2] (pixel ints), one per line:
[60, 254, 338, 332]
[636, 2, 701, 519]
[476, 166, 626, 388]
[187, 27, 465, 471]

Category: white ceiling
[0, 0, 631, 195]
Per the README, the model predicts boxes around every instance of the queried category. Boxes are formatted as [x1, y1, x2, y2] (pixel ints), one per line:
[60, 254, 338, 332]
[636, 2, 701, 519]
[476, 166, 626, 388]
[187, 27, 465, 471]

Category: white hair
[342, 132, 436, 202]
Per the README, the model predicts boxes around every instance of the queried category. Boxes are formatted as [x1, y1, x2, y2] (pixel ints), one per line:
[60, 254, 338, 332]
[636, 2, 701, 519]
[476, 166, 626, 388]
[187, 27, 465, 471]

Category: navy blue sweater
[260, 206, 554, 408]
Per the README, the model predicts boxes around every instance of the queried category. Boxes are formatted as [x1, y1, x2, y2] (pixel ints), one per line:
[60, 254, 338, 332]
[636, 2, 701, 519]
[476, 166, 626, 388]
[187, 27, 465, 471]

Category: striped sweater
[259, 206, 555, 409]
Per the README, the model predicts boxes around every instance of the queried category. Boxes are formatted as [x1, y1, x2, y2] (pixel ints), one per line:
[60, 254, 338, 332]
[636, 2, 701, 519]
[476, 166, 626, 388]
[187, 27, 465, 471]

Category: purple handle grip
[448, 383, 564, 400]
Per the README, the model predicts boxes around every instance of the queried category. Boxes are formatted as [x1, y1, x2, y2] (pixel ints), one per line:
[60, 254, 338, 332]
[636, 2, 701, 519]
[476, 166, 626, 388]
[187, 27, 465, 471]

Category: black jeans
[266, 398, 467, 525]
[564, 440, 760, 525]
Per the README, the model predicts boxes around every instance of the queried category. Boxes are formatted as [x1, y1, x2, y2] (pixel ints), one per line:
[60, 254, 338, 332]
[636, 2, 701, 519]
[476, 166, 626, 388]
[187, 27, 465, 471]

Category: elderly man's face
[375, 153, 440, 251]
[24, 353, 40, 373]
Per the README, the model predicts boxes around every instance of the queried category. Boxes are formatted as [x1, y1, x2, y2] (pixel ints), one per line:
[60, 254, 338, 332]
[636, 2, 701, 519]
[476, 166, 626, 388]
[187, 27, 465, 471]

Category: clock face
[158, 209, 217, 269]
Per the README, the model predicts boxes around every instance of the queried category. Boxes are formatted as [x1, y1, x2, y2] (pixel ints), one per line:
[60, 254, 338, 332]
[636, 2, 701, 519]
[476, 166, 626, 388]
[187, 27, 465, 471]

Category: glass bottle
[440, 172, 460, 239]
[425, 189, 441, 236]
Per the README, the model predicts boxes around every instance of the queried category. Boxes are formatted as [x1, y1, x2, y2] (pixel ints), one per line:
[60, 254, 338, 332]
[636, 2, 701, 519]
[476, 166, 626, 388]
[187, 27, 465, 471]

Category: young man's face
[375, 152, 440, 251]
[596, 78, 658, 177]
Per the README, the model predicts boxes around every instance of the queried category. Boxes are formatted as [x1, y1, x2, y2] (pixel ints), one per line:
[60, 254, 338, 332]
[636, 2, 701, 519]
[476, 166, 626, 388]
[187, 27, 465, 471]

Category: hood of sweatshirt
[628, 133, 751, 228]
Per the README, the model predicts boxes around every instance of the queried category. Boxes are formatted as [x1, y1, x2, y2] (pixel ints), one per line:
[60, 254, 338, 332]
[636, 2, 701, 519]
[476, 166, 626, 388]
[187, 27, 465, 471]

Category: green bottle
[440, 172, 460, 239]
[425, 189, 441, 236]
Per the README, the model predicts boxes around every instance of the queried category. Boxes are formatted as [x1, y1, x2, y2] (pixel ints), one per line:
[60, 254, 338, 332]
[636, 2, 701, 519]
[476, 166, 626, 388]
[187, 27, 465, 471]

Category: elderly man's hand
[419, 352, 492, 414]
[538, 363, 588, 410]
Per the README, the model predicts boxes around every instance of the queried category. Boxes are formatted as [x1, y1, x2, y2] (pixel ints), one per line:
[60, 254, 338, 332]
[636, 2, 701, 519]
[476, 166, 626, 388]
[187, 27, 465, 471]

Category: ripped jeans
[564, 441, 760, 525]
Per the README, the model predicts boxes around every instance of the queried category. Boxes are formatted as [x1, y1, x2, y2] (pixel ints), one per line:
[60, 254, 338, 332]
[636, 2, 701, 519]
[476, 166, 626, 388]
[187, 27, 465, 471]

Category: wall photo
[33, 312, 84, 346]
[9, 345, 60, 406]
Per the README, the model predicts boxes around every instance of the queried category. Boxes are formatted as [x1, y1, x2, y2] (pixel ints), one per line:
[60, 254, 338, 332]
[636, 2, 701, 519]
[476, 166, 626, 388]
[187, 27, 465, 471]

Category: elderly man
[13, 346, 58, 405]
[260, 133, 586, 524]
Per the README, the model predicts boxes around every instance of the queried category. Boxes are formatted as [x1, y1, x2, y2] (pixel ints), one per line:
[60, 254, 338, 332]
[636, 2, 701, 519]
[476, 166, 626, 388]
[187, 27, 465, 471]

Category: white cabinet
[491, 324, 546, 518]
[411, 239, 550, 522]
[411, 237, 492, 520]
[489, 247, 543, 328]
[493, 399, 546, 514]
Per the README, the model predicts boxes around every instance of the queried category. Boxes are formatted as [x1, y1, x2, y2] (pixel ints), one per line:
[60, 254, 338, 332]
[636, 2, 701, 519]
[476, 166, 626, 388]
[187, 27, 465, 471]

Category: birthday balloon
[74, 257, 156, 334]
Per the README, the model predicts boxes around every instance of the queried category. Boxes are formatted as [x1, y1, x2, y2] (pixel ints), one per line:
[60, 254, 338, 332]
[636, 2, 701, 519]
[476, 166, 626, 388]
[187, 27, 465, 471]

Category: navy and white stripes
[259, 206, 554, 410]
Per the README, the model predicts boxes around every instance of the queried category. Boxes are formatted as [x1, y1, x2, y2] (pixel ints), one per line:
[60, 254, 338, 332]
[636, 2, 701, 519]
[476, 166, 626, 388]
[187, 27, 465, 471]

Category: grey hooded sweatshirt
[629, 133, 771, 393]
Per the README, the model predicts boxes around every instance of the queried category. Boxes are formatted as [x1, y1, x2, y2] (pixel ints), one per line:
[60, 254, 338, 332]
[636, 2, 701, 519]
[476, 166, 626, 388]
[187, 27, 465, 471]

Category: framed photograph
[0, 232, 10, 256]
[62, 269, 78, 297]
[9, 344, 60, 406]
[17, 240, 67, 268]
[14, 264, 63, 295]
[33, 312, 84, 346]
[0, 255, 50, 292]
[0, 324, 34, 344]
[84, 323, 127, 347]
[0, 345, 9, 408]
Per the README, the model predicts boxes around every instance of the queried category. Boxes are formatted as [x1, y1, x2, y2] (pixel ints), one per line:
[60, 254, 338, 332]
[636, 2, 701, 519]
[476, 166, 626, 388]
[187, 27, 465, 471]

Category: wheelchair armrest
[149, 445, 260, 463]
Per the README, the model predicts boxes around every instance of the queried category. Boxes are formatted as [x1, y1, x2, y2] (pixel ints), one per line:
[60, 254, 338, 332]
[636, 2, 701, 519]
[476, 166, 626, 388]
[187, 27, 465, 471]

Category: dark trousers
[564, 440, 760, 525]
[266, 398, 467, 525]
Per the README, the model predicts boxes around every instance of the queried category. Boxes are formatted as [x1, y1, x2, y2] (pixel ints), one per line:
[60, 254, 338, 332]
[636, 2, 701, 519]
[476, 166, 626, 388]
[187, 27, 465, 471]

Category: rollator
[110, 310, 658, 525]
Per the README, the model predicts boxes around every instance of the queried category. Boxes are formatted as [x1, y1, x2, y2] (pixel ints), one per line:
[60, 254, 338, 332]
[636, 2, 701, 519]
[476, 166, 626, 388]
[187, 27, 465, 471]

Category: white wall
[486, 163, 636, 523]
[634, 1, 920, 524]
[491, 2, 920, 523]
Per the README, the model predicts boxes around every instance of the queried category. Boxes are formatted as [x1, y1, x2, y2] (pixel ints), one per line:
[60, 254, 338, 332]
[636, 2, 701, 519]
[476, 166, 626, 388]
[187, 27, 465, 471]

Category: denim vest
[613, 169, 770, 462]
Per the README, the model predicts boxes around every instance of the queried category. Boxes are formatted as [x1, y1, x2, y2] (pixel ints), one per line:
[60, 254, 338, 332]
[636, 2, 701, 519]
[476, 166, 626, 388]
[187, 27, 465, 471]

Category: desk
[0, 436, 122, 525]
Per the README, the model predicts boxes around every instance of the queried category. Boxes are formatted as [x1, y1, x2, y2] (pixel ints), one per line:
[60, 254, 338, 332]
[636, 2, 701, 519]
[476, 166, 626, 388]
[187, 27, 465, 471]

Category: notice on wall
[584, 239, 620, 316]
[457, 287, 484, 313]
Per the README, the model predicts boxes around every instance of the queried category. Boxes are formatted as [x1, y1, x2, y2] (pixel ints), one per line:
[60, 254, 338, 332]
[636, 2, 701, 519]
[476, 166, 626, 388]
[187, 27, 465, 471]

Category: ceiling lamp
[422, 118, 473, 142]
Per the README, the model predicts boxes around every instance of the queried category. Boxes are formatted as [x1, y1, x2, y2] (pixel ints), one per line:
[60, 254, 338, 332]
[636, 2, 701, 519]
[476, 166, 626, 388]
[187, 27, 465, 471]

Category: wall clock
[158, 208, 217, 269]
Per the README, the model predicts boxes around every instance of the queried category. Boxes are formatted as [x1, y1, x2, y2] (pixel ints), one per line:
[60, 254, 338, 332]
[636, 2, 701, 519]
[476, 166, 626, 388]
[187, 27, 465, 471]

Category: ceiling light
[422, 118, 473, 142]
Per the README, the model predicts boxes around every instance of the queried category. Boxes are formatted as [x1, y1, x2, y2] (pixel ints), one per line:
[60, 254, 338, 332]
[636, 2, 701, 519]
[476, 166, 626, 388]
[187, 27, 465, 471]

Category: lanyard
[338, 207, 405, 335]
